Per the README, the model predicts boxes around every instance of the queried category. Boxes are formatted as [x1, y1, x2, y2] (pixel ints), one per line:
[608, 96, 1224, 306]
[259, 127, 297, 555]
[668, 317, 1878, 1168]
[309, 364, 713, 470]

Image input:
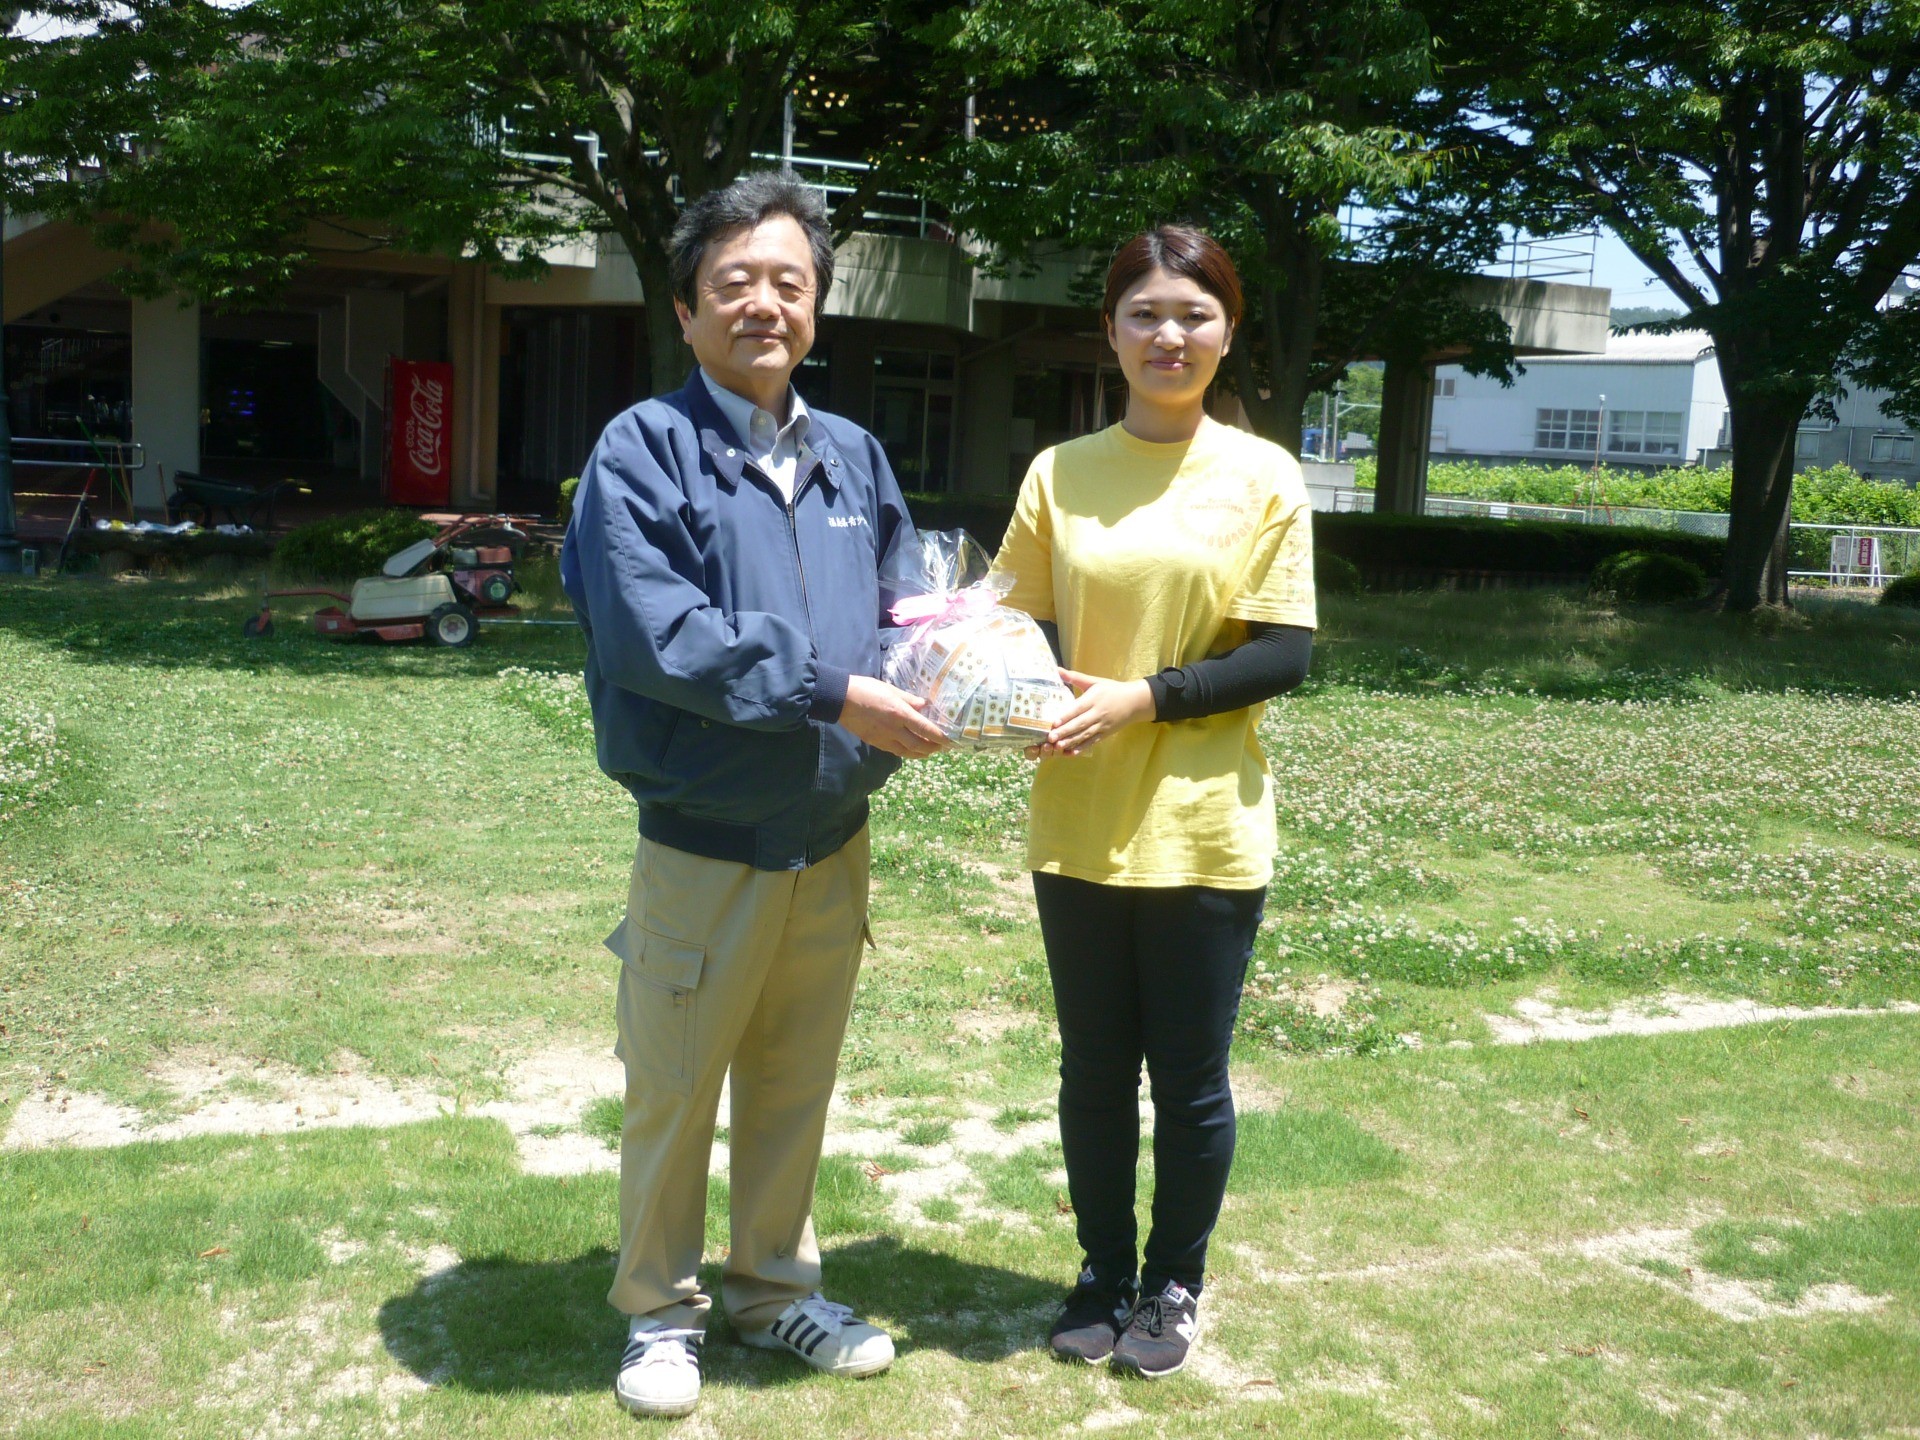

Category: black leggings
[1032, 871, 1263, 1296]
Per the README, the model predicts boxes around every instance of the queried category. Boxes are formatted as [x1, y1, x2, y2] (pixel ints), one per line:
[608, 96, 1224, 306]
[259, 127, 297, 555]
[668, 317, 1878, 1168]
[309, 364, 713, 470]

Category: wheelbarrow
[166, 472, 309, 529]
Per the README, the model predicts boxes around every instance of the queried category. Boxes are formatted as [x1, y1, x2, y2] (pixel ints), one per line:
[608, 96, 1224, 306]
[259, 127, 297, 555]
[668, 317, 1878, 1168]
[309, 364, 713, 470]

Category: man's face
[674, 214, 819, 402]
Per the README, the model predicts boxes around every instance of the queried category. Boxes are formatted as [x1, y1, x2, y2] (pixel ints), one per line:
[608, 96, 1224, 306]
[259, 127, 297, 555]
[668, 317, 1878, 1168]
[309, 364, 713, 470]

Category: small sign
[1829, 534, 1885, 585]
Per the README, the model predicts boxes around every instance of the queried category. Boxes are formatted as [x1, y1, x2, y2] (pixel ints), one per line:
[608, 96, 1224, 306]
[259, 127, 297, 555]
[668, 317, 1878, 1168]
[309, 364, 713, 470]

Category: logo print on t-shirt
[1177, 471, 1260, 550]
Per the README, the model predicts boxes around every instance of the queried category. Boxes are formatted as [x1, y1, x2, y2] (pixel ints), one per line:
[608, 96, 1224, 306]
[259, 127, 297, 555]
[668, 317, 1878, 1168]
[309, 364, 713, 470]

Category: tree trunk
[1233, 247, 1323, 456]
[1718, 375, 1805, 611]
[639, 254, 692, 397]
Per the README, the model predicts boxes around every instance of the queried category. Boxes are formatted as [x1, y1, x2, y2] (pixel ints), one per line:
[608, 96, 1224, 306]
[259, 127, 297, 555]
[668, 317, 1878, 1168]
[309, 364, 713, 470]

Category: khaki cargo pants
[605, 827, 869, 1334]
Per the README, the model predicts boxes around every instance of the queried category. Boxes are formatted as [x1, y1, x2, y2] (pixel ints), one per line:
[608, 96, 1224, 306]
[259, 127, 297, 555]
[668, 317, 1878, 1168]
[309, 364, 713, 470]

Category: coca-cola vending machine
[385, 359, 454, 506]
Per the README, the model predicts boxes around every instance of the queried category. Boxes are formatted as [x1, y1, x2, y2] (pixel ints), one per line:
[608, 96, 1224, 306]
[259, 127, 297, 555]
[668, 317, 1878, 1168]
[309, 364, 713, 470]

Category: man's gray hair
[669, 170, 834, 313]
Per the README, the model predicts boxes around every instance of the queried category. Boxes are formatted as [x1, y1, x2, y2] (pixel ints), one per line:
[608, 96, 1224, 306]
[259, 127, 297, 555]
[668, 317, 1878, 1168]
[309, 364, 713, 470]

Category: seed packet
[882, 529, 1073, 750]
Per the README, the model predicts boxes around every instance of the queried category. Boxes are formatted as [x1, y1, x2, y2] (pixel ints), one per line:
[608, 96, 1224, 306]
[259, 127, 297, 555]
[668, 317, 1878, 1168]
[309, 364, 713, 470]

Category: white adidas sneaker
[742, 1292, 894, 1377]
[615, 1317, 704, 1417]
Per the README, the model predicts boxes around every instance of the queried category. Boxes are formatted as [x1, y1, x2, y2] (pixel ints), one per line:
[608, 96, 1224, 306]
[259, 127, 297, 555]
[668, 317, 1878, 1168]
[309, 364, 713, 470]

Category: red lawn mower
[244, 516, 529, 647]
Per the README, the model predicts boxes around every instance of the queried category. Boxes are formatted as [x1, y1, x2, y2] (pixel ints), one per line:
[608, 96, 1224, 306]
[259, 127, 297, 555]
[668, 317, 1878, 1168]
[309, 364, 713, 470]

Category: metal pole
[781, 93, 794, 168]
[0, 13, 18, 573]
[1330, 380, 1343, 464]
[0, 183, 19, 575]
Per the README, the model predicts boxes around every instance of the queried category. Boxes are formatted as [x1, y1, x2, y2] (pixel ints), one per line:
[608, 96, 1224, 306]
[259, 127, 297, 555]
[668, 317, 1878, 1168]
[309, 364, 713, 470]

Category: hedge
[904, 493, 1726, 581]
[1312, 512, 1725, 579]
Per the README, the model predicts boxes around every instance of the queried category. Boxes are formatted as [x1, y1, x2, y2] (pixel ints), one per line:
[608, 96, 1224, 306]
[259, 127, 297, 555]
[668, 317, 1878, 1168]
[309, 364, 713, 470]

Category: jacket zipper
[784, 487, 816, 637]
[783, 472, 830, 837]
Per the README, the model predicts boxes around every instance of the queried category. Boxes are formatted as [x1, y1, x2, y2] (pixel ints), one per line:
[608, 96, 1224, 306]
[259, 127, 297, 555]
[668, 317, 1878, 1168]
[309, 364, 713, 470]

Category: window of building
[1606, 410, 1684, 456]
[1434, 376, 1456, 398]
[1868, 433, 1916, 463]
[870, 348, 957, 492]
[1535, 407, 1600, 452]
[1794, 430, 1825, 461]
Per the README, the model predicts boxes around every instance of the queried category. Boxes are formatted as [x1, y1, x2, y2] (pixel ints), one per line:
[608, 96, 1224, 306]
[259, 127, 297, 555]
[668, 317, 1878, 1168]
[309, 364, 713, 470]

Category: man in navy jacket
[561, 171, 946, 1419]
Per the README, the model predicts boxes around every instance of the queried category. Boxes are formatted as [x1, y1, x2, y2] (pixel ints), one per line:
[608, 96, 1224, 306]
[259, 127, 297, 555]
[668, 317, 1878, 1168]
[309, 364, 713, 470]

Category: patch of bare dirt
[1576, 1226, 1886, 1322]
[1486, 991, 1920, 1045]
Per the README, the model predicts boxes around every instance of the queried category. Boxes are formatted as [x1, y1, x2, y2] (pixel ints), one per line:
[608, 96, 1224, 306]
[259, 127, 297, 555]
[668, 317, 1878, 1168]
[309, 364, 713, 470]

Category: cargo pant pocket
[607, 921, 707, 1096]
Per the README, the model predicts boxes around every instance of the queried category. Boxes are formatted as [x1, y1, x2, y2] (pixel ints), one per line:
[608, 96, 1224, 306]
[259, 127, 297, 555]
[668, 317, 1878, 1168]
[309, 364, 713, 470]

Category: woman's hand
[1031, 669, 1155, 758]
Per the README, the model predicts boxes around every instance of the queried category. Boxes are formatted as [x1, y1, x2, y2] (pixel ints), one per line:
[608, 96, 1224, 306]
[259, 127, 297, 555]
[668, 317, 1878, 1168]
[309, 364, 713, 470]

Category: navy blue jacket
[560, 378, 915, 870]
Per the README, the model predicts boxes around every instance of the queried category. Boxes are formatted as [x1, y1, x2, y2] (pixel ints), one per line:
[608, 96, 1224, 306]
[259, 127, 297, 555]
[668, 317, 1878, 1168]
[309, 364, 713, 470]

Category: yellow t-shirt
[990, 419, 1317, 888]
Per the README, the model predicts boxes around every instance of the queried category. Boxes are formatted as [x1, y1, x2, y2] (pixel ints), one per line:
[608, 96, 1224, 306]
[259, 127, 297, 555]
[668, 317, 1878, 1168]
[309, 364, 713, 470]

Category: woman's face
[1105, 266, 1232, 407]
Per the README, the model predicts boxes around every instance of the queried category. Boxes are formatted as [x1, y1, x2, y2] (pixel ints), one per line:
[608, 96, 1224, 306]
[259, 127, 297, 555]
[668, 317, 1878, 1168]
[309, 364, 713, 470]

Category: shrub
[272, 509, 436, 578]
[1315, 550, 1364, 595]
[558, 476, 581, 524]
[1590, 549, 1710, 604]
[1880, 573, 1920, 609]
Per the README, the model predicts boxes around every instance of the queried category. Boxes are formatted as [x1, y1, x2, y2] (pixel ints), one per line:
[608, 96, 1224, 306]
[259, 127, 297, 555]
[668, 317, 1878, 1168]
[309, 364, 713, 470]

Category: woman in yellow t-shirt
[991, 227, 1317, 1378]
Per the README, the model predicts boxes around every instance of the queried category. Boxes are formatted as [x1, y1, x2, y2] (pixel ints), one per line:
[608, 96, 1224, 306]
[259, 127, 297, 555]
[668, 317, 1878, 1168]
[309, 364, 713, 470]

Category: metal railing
[8, 436, 146, 470]
[490, 113, 954, 243]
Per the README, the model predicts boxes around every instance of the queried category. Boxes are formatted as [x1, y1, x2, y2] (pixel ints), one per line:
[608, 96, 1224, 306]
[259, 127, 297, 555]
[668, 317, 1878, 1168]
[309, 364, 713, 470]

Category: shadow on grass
[376, 1236, 1056, 1396]
[0, 575, 584, 677]
[1313, 588, 1920, 700]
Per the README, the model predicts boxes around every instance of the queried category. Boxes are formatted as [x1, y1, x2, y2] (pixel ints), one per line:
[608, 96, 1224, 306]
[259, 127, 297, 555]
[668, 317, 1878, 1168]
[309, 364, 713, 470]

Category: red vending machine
[385, 360, 455, 506]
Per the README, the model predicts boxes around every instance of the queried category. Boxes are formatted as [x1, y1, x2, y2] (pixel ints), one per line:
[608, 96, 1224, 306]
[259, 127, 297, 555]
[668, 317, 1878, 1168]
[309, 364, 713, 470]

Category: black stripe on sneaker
[791, 1318, 824, 1352]
[802, 1325, 829, 1356]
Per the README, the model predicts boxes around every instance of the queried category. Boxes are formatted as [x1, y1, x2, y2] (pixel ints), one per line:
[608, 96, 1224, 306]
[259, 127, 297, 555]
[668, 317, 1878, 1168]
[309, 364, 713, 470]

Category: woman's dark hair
[1102, 226, 1244, 328]
[669, 170, 835, 313]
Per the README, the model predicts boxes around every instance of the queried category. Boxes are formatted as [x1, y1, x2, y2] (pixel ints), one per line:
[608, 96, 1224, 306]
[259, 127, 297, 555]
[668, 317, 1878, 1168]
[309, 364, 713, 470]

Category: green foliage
[557, 477, 581, 526]
[0, 2, 963, 387]
[1444, 0, 1920, 606]
[1352, 458, 1920, 529]
[1589, 550, 1709, 605]
[1315, 512, 1723, 578]
[1611, 306, 1685, 329]
[1314, 550, 1365, 596]
[933, 0, 1525, 449]
[271, 509, 436, 580]
[1881, 573, 1920, 609]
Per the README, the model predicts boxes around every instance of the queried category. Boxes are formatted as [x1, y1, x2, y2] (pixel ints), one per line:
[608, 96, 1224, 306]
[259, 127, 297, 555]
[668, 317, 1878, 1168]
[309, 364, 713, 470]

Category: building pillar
[956, 344, 1015, 495]
[449, 263, 500, 508]
[1373, 358, 1435, 516]
[131, 295, 201, 513]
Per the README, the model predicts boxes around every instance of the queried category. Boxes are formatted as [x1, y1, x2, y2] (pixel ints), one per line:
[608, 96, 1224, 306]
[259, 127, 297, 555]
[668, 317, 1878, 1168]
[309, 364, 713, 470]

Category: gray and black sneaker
[1047, 1269, 1138, 1364]
[1110, 1280, 1200, 1378]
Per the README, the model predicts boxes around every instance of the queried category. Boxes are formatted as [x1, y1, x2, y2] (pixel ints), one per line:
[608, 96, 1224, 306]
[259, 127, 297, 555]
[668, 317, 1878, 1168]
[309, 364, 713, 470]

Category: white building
[1430, 330, 1919, 484]
[1430, 331, 1726, 469]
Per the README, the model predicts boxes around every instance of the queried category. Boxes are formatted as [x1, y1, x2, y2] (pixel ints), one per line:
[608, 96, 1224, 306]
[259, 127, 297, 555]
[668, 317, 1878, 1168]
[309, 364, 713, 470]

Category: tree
[0, 1, 968, 392]
[926, 0, 1525, 459]
[1446, 0, 1920, 609]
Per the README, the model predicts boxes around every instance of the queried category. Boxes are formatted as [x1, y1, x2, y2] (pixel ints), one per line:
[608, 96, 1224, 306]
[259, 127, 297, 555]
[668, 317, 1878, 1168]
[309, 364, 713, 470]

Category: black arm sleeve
[1143, 623, 1313, 722]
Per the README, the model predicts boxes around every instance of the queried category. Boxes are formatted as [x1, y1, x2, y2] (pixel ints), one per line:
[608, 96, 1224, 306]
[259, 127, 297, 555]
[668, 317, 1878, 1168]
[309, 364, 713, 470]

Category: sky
[1591, 232, 1682, 311]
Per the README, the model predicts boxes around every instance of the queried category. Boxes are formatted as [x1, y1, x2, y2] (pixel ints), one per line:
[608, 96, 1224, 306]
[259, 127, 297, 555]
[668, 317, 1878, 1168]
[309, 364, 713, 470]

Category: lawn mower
[243, 516, 529, 647]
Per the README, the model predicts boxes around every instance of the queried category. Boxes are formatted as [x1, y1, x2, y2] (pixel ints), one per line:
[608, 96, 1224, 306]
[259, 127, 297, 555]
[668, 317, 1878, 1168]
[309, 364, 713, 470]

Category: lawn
[3, 574, 1919, 1438]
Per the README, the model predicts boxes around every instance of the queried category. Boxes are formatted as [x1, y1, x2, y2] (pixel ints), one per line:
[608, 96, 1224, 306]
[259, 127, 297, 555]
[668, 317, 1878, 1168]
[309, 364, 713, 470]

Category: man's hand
[839, 675, 949, 758]
[1034, 669, 1155, 757]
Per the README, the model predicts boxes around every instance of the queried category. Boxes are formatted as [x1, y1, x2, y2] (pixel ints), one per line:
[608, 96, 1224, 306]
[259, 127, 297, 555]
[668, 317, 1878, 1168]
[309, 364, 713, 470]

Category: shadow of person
[376, 1236, 1058, 1396]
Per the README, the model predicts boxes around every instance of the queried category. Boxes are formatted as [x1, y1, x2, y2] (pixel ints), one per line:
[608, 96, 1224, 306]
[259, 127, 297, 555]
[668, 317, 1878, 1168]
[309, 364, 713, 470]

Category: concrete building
[5, 170, 1613, 520]
[1431, 329, 1919, 483]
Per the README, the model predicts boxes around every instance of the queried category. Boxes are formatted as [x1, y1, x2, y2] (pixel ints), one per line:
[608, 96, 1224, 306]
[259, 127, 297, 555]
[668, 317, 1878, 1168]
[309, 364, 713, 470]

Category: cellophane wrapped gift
[882, 529, 1074, 750]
